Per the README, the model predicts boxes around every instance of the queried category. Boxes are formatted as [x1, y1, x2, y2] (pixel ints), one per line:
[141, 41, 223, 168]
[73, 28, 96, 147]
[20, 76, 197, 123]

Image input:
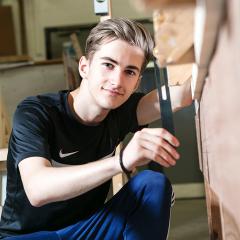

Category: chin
[98, 97, 127, 110]
[101, 103, 119, 110]
[100, 101, 123, 110]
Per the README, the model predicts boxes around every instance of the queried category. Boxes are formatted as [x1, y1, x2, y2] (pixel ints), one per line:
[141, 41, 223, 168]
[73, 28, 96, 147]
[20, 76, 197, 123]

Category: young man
[0, 18, 192, 239]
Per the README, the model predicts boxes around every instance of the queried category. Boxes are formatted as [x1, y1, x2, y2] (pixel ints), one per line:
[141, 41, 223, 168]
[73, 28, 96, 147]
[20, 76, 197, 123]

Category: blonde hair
[85, 18, 154, 72]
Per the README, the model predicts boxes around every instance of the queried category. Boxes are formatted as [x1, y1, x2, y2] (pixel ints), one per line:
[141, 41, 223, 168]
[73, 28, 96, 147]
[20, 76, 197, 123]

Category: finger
[140, 148, 171, 168]
[138, 131, 180, 160]
[158, 159, 171, 168]
[139, 138, 178, 165]
[156, 148, 177, 166]
[141, 128, 180, 147]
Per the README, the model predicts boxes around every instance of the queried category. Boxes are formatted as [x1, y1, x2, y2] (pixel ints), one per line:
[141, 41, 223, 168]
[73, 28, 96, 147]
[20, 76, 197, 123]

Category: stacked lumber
[131, 1, 230, 239]
[0, 90, 11, 149]
[62, 39, 82, 90]
[0, 148, 7, 172]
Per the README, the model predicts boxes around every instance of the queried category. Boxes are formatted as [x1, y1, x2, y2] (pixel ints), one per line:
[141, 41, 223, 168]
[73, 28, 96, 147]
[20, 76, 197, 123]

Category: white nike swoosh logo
[53, 150, 115, 167]
[59, 149, 79, 158]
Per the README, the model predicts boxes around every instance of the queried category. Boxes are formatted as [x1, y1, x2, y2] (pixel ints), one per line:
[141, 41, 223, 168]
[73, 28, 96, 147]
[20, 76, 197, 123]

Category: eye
[102, 62, 114, 69]
[125, 69, 137, 76]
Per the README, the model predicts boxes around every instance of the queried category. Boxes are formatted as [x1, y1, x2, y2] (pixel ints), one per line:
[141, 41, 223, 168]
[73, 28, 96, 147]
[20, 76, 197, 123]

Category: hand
[169, 79, 193, 112]
[121, 128, 180, 171]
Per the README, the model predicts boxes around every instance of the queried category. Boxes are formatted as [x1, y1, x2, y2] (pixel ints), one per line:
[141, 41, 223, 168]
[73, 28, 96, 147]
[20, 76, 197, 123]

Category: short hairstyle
[85, 17, 154, 72]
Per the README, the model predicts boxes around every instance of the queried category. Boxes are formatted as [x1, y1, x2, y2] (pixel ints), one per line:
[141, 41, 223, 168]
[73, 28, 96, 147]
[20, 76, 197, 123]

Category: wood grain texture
[70, 33, 83, 61]
[167, 63, 192, 85]
[194, 113, 203, 172]
[0, 148, 7, 172]
[192, 0, 225, 100]
[204, 180, 223, 240]
[0, 90, 11, 148]
[0, 6, 16, 56]
[62, 44, 81, 90]
[0, 55, 31, 64]
[199, 0, 240, 238]
[153, 6, 194, 67]
[0, 149, 7, 162]
[194, 0, 225, 67]
[112, 144, 128, 195]
[191, 64, 208, 99]
[0, 96, 9, 200]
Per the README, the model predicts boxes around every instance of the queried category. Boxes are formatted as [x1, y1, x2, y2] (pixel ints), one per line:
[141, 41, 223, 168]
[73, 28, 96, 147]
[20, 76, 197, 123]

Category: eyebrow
[100, 57, 141, 73]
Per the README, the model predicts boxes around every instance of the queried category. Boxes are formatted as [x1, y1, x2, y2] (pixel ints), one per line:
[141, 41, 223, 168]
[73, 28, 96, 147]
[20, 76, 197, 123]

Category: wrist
[119, 148, 132, 178]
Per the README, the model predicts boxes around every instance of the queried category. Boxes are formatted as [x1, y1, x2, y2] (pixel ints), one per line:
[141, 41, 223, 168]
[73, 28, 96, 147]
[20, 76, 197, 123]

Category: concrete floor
[168, 198, 209, 240]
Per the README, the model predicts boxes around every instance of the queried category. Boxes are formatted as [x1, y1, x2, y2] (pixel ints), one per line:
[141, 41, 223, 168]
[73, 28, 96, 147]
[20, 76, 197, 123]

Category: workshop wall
[3, 0, 151, 60]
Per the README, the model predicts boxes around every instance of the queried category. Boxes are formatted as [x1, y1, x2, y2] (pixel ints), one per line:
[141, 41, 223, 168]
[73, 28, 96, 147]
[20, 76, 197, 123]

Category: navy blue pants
[6, 170, 174, 240]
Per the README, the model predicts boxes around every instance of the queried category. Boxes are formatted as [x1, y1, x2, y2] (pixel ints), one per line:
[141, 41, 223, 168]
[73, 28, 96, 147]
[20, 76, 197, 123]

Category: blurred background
[0, 1, 208, 239]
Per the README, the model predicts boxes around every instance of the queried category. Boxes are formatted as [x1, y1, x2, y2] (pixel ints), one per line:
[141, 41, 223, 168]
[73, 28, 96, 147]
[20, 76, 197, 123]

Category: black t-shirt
[0, 90, 145, 238]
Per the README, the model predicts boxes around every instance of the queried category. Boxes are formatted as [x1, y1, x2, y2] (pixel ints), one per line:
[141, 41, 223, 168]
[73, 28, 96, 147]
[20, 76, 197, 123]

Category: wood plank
[222, 203, 240, 239]
[0, 55, 31, 64]
[199, 0, 240, 236]
[70, 33, 83, 60]
[194, 112, 203, 172]
[170, 46, 195, 66]
[192, 0, 225, 99]
[132, 0, 195, 11]
[191, 63, 208, 99]
[0, 162, 6, 172]
[0, 59, 62, 71]
[18, 0, 28, 55]
[204, 180, 223, 240]
[198, 88, 210, 182]
[112, 173, 125, 195]
[0, 90, 11, 148]
[34, 59, 62, 66]
[153, 5, 194, 67]
[194, 0, 225, 67]
[62, 42, 81, 90]
[0, 6, 16, 56]
[112, 144, 128, 195]
[0, 148, 7, 172]
[0, 149, 7, 162]
[167, 63, 192, 86]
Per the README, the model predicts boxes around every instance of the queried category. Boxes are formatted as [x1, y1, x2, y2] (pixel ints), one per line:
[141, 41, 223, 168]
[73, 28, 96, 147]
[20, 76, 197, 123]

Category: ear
[78, 56, 89, 79]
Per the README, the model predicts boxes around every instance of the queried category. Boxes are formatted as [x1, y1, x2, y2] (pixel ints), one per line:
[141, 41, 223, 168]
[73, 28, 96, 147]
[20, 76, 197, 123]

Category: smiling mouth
[102, 87, 124, 96]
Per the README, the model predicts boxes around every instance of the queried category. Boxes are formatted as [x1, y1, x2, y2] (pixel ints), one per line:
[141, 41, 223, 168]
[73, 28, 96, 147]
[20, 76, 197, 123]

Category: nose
[109, 69, 123, 87]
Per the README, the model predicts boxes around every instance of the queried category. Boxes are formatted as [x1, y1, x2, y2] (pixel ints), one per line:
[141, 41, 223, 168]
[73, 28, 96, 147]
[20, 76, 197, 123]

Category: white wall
[0, 64, 66, 121]
[2, 0, 151, 60]
[23, 0, 151, 60]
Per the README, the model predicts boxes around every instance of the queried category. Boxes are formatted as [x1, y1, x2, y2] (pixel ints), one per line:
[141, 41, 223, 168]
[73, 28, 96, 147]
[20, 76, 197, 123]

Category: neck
[68, 87, 109, 126]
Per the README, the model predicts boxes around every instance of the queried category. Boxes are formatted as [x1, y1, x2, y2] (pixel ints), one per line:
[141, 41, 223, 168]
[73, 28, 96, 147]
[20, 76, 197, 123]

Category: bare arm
[19, 155, 121, 207]
[137, 79, 192, 125]
[18, 112, 176, 208]
[19, 81, 191, 208]
[19, 129, 180, 208]
[120, 79, 193, 175]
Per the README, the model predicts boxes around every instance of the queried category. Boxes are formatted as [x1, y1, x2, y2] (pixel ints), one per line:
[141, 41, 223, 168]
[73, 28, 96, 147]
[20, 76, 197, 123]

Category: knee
[130, 170, 172, 196]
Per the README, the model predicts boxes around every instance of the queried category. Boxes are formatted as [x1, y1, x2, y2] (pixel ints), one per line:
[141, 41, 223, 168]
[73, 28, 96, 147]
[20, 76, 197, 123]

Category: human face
[79, 39, 144, 110]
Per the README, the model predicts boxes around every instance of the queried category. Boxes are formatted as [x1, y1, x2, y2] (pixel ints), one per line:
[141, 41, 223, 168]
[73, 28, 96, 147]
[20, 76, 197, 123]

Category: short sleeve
[10, 101, 52, 167]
